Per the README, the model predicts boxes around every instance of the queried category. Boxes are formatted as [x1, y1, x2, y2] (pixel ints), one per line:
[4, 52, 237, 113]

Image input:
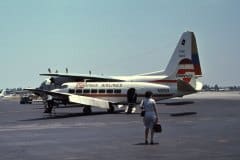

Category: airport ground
[0, 92, 240, 160]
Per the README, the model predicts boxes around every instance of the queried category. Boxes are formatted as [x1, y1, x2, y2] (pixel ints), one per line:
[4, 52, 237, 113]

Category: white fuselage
[54, 81, 178, 103]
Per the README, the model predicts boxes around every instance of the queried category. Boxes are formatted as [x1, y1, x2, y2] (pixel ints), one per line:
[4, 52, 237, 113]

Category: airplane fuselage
[53, 81, 179, 104]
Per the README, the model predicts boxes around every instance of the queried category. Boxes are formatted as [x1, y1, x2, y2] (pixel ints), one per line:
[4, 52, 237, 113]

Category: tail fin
[164, 31, 203, 91]
[140, 31, 202, 78]
[137, 31, 203, 91]
[164, 31, 202, 77]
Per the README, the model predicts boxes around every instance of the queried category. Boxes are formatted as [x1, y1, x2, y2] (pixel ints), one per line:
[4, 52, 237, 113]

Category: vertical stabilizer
[164, 31, 202, 91]
[164, 31, 202, 77]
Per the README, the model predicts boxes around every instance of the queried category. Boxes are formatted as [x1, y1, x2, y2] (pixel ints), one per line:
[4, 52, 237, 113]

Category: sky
[0, 0, 240, 89]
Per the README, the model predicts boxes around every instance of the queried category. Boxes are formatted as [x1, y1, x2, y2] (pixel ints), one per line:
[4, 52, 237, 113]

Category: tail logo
[176, 58, 195, 83]
[181, 39, 186, 45]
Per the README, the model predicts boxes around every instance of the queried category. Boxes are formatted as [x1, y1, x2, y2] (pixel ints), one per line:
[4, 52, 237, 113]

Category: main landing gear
[44, 100, 58, 113]
[107, 104, 115, 113]
[83, 106, 92, 114]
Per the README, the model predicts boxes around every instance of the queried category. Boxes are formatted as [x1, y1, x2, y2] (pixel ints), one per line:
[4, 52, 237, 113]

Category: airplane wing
[68, 94, 111, 109]
[24, 88, 112, 109]
[40, 73, 124, 82]
[24, 88, 68, 100]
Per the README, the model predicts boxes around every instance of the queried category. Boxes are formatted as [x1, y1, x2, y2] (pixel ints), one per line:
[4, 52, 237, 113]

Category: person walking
[140, 91, 159, 144]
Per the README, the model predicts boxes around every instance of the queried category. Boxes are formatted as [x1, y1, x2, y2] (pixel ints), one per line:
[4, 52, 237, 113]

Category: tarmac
[0, 91, 240, 160]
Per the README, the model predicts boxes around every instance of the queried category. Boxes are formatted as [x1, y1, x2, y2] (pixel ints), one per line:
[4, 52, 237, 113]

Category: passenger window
[114, 89, 121, 94]
[83, 89, 90, 94]
[91, 89, 97, 93]
[76, 89, 82, 94]
[107, 89, 113, 93]
[99, 89, 105, 94]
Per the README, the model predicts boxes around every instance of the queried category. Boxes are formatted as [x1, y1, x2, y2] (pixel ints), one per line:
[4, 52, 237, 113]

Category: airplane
[25, 31, 203, 114]
[0, 89, 18, 99]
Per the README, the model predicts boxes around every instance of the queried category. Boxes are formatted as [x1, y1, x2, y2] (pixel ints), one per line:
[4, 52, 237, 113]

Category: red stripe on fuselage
[75, 93, 174, 98]
[183, 78, 191, 83]
[177, 69, 195, 74]
[150, 80, 177, 83]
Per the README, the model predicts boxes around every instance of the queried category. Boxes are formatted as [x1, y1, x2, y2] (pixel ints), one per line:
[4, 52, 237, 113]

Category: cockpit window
[61, 85, 68, 89]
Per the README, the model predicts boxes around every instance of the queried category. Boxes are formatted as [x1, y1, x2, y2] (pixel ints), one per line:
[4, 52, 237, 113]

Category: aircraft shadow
[161, 101, 195, 106]
[170, 111, 197, 117]
[21, 110, 125, 121]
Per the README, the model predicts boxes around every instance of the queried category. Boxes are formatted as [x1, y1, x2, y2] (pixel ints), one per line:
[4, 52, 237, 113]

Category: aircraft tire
[83, 106, 92, 114]
[44, 106, 52, 113]
[107, 105, 115, 113]
[44, 100, 54, 113]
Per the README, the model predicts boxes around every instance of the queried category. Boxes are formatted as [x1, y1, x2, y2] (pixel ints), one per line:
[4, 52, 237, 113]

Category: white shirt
[140, 98, 156, 113]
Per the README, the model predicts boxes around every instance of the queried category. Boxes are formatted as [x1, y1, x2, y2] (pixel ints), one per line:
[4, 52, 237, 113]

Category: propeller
[49, 77, 55, 84]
